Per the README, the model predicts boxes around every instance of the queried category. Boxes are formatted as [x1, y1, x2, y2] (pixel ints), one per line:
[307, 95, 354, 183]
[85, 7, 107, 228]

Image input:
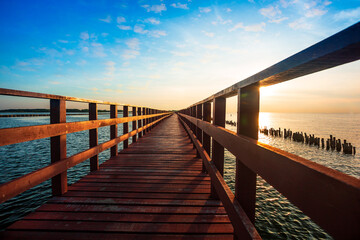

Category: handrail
[0, 89, 172, 204]
[0, 113, 168, 146]
[178, 22, 360, 239]
[0, 88, 152, 108]
[0, 114, 171, 204]
[178, 113, 360, 239]
[178, 115, 261, 239]
[189, 22, 360, 107]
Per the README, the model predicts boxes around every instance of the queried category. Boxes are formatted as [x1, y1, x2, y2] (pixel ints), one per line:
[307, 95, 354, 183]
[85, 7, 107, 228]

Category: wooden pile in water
[259, 127, 356, 155]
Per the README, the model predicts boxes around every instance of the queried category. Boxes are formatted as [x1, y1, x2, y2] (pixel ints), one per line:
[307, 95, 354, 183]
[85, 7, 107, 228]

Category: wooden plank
[0, 231, 233, 240]
[180, 113, 360, 239]
[23, 211, 231, 223]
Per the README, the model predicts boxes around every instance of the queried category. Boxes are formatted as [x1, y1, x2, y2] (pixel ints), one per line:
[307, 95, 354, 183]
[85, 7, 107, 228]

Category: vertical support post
[235, 84, 259, 224]
[89, 103, 98, 171]
[123, 106, 129, 149]
[146, 108, 150, 132]
[110, 105, 118, 157]
[50, 99, 67, 196]
[142, 107, 146, 135]
[196, 104, 202, 158]
[132, 107, 137, 143]
[211, 97, 226, 199]
[202, 102, 211, 173]
[138, 107, 142, 138]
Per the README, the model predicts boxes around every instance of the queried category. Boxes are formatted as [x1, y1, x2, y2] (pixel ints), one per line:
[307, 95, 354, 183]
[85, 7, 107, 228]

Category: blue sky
[0, 0, 359, 112]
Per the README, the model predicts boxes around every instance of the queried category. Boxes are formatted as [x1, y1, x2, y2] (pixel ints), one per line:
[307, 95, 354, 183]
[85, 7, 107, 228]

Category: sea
[0, 112, 359, 239]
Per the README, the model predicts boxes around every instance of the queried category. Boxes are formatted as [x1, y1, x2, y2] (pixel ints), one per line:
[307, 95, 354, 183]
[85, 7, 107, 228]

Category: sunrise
[0, 1, 359, 239]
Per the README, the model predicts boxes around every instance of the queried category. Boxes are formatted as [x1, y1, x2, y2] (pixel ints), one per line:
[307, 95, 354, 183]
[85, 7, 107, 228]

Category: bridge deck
[2, 115, 234, 239]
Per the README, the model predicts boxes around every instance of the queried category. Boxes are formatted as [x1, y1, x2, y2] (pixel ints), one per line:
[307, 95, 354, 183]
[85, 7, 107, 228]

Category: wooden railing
[0, 88, 172, 203]
[178, 22, 360, 239]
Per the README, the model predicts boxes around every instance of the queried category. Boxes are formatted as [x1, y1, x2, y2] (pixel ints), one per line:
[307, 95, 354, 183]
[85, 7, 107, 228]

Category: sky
[0, 0, 359, 112]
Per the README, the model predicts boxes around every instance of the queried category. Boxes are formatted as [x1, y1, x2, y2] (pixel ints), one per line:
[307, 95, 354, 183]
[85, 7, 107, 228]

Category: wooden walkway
[2, 114, 234, 239]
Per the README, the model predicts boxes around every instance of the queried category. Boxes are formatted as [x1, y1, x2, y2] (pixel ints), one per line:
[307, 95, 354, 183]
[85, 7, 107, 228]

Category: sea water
[0, 112, 359, 239]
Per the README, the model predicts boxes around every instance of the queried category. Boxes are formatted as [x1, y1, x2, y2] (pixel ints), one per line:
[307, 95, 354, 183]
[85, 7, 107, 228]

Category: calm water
[1, 112, 359, 239]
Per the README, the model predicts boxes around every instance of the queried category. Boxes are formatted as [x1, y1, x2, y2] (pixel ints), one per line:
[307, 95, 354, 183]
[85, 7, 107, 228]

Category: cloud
[211, 16, 232, 25]
[334, 7, 360, 21]
[141, 4, 167, 13]
[202, 31, 214, 37]
[149, 30, 167, 38]
[101, 33, 109, 37]
[171, 51, 192, 57]
[260, 6, 281, 19]
[105, 61, 116, 76]
[171, 3, 189, 9]
[76, 59, 87, 66]
[99, 15, 112, 23]
[269, 17, 288, 23]
[117, 16, 126, 24]
[288, 18, 312, 30]
[145, 18, 160, 24]
[229, 22, 266, 32]
[91, 42, 107, 57]
[14, 58, 44, 71]
[50, 81, 61, 85]
[226, 8, 232, 12]
[80, 32, 89, 40]
[134, 25, 149, 34]
[82, 47, 89, 53]
[122, 49, 140, 59]
[199, 7, 211, 13]
[305, 8, 327, 17]
[126, 38, 140, 50]
[58, 40, 69, 43]
[117, 25, 132, 30]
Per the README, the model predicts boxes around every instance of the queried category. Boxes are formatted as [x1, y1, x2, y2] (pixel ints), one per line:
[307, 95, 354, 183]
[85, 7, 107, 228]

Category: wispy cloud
[104, 61, 115, 76]
[171, 51, 192, 57]
[334, 6, 360, 21]
[134, 25, 148, 34]
[101, 33, 109, 37]
[288, 18, 312, 30]
[99, 15, 112, 23]
[80, 32, 89, 40]
[199, 7, 211, 13]
[91, 42, 107, 57]
[122, 49, 140, 59]
[13, 58, 44, 71]
[202, 31, 214, 37]
[171, 3, 189, 10]
[126, 38, 140, 50]
[145, 18, 160, 25]
[50, 81, 61, 85]
[141, 4, 167, 13]
[305, 8, 327, 17]
[117, 25, 132, 30]
[259, 5, 288, 23]
[229, 22, 266, 32]
[117, 16, 126, 24]
[58, 40, 69, 43]
[149, 30, 167, 38]
[76, 59, 87, 66]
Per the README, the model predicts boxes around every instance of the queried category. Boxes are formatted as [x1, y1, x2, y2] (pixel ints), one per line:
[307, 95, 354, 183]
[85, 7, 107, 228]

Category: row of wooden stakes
[259, 127, 356, 155]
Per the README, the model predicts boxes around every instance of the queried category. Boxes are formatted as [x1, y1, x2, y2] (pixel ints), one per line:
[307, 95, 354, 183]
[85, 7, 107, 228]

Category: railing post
[142, 107, 146, 135]
[211, 97, 226, 199]
[132, 107, 137, 143]
[202, 102, 211, 173]
[138, 107, 142, 138]
[123, 106, 129, 149]
[89, 103, 98, 171]
[235, 84, 259, 224]
[110, 105, 118, 156]
[146, 108, 150, 132]
[196, 104, 202, 157]
[50, 99, 67, 196]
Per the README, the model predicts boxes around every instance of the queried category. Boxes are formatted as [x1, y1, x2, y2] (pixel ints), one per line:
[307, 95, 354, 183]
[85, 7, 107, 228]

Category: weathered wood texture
[1, 115, 234, 239]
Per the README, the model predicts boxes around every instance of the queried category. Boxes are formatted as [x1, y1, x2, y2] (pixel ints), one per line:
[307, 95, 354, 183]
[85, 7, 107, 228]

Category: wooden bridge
[0, 22, 360, 239]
